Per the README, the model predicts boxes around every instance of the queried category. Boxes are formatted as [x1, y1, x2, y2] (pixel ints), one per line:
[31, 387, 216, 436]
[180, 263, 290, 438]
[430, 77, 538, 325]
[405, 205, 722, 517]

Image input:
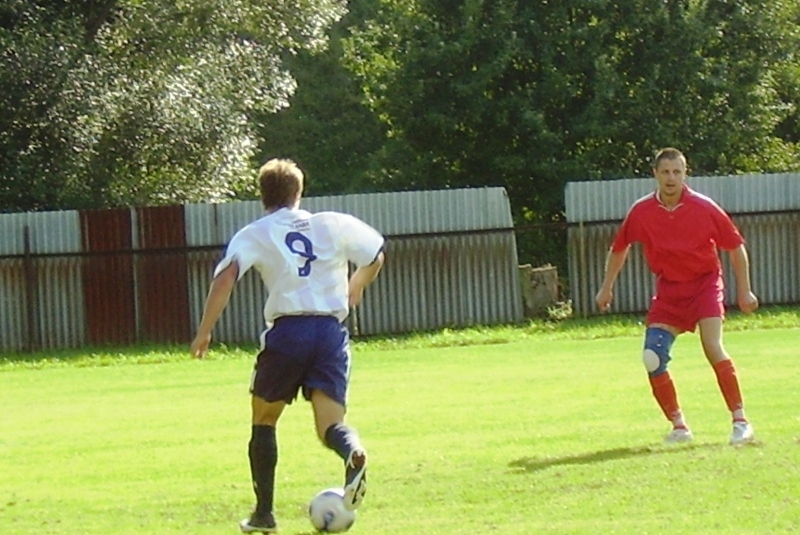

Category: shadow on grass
[508, 442, 722, 473]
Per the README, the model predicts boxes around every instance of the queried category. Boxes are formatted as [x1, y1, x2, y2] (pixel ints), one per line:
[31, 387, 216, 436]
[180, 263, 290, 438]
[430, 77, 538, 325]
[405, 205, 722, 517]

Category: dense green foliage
[0, 0, 346, 210]
[2, 0, 799, 223]
[254, 2, 386, 197]
[342, 0, 800, 223]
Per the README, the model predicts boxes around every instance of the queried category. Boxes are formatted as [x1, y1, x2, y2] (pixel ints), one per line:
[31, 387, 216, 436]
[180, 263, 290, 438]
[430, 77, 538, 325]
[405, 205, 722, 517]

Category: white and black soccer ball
[307, 487, 356, 533]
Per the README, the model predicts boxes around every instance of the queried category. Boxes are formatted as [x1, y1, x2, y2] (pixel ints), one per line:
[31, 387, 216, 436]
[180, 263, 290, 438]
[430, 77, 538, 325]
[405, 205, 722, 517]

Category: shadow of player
[508, 441, 725, 473]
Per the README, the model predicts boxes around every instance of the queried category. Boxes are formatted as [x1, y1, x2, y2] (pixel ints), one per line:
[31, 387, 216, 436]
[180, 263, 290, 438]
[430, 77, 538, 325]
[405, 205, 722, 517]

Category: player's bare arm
[596, 247, 630, 311]
[728, 244, 759, 314]
[348, 251, 385, 308]
[190, 262, 239, 358]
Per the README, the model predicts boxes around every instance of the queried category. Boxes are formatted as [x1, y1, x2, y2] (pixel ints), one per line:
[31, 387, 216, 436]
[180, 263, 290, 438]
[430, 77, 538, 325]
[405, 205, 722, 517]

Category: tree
[253, 0, 386, 197]
[0, 0, 347, 211]
[576, 0, 800, 176]
[343, 0, 800, 206]
[340, 0, 800, 269]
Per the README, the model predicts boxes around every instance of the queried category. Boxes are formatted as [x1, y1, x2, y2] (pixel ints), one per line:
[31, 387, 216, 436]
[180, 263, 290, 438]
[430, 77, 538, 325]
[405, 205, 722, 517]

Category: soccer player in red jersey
[595, 147, 759, 445]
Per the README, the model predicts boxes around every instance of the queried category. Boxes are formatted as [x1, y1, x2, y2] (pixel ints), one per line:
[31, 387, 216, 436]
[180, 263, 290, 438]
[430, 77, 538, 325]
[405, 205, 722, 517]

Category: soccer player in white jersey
[190, 158, 385, 534]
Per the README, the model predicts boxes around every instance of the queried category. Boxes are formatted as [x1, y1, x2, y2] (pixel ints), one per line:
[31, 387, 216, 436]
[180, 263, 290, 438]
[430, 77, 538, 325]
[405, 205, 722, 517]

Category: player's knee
[642, 348, 662, 374]
[643, 327, 675, 377]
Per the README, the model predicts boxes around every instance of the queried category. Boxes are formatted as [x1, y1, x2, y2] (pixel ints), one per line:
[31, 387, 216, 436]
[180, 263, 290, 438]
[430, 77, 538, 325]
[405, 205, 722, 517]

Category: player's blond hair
[259, 158, 304, 211]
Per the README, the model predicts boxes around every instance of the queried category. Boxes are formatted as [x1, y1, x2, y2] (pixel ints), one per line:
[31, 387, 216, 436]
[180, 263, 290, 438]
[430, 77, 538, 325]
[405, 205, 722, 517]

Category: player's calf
[643, 327, 689, 434]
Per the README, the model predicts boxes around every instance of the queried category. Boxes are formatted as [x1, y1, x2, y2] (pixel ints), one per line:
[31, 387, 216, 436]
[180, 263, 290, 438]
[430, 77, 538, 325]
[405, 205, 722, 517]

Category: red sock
[649, 372, 682, 423]
[713, 359, 744, 414]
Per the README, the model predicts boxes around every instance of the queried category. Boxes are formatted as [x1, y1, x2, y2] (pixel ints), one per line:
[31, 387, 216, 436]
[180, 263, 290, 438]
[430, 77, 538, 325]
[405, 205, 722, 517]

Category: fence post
[578, 220, 589, 318]
[23, 226, 38, 352]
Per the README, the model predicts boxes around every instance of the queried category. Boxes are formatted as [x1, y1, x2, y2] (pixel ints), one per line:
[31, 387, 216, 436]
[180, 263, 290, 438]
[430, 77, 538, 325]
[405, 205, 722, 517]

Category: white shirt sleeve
[213, 226, 259, 280]
[337, 213, 385, 267]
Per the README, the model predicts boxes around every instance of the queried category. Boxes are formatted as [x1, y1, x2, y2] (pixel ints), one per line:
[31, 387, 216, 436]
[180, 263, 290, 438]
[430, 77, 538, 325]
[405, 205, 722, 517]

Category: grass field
[1, 310, 799, 534]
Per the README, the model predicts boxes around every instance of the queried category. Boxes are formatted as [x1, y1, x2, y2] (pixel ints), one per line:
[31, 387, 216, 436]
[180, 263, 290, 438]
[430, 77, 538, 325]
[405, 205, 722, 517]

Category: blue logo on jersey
[285, 232, 317, 277]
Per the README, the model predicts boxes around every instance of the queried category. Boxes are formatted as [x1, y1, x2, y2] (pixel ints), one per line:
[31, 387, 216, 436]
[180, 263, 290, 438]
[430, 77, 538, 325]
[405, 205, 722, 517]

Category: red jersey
[611, 185, 744, 282]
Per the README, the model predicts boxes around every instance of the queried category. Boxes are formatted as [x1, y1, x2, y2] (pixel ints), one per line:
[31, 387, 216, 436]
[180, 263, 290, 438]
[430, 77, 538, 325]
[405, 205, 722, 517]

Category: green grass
[1, 308, 799, 534]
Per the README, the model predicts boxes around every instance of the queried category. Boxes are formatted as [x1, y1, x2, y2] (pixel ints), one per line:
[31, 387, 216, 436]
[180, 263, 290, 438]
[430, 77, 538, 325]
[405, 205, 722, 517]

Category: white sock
[671, 412, 687, 429]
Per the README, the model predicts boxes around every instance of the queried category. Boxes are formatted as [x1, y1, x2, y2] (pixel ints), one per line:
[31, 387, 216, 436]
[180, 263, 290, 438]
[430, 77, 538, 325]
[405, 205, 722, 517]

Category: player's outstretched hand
[595, 287, 613, 312]
[190, 332, 212, 359]
[738, 291, 759, 314]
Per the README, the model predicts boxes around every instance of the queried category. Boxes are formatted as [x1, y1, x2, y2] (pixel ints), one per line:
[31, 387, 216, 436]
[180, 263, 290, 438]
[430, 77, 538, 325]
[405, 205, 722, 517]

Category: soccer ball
[307, 487, 356, 533]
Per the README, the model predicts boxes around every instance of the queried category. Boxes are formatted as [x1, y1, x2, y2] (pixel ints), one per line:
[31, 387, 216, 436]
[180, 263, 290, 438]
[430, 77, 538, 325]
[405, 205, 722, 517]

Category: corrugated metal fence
[0, 187, 524, 352]
[4, 176, 797, 352]
[565, 174, 800, 316]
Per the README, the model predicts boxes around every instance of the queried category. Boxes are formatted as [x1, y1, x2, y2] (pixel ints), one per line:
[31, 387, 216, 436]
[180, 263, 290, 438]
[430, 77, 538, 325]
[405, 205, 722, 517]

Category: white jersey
[214, 207, 384, 326]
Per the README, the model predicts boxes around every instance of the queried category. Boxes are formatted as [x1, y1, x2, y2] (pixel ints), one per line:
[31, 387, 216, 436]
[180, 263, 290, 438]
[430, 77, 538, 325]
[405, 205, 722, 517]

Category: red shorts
[647, 271, 725, 333]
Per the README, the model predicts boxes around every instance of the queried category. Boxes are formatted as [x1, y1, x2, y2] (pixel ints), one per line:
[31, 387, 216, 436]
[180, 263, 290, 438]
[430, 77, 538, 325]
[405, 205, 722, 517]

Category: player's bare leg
[698, 317, 754, 445]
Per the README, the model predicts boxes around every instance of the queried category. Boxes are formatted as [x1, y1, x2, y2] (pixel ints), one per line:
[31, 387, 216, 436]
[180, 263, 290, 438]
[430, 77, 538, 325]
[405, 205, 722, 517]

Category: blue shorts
[251, 315, 351, 406]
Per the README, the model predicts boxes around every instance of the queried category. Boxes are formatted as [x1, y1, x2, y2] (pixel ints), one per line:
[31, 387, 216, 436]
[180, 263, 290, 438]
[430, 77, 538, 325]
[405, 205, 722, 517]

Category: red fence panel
[136, 206, 190, 343]
[80, 209, 136, 345]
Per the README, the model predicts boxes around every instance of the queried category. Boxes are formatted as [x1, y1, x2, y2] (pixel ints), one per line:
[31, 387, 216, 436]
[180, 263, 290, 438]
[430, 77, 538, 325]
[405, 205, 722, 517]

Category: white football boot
[729, 421, 754, 446]
[664, 426, 693, 444]
[343, 448, 367, 511]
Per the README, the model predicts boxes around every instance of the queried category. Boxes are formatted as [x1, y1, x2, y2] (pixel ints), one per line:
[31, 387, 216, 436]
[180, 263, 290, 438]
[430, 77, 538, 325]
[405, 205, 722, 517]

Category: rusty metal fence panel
[734, 212, 800, 305]
[184, 201, 267, 345]
[135, 206, 191, 344]
[0, 186, 522, 351]
[80, 208, 136, 347]
[184, 187, 523, 343]
[0, 211, 85, 352]
[1, 177, 798, 351]
[565, 174, 800, 316]
[0, 214, 30, 352]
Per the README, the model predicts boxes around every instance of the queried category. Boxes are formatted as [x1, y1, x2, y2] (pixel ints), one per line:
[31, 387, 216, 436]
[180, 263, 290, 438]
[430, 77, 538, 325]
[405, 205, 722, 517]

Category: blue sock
[324, 423, 362, 462]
